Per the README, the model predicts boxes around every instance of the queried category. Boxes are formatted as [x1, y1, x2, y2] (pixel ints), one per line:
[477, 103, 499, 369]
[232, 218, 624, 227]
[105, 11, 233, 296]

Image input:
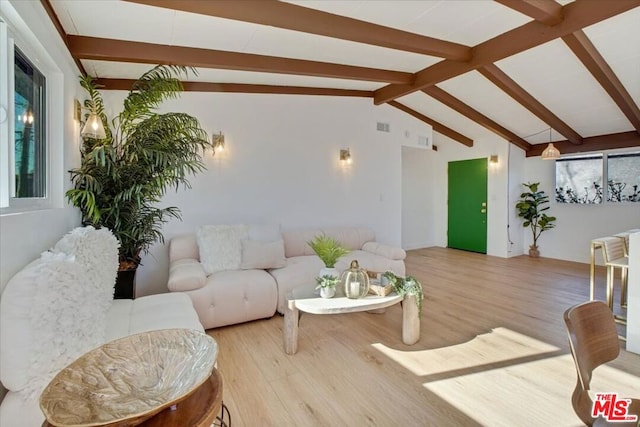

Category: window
[607, 153, 640, 202]
[555, 155, 603, 204]
[13, 47, 46, 198]
[0, 7, 62, 213]
[555, 152, 640, 204]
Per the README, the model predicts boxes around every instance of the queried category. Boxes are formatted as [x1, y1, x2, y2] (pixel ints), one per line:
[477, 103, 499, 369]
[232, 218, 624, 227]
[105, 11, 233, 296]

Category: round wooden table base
[42, 368, 223, 427]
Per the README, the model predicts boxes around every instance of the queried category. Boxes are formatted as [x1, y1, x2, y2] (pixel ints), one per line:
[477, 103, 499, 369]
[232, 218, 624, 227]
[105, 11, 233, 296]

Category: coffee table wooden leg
[402, 295, 420, 345]
[284, 300, 299, 355]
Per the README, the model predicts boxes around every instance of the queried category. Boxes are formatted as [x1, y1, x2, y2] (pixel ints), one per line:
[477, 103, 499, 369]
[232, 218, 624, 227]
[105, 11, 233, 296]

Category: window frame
[0, 8, 63, 214]
[554, 151, 640, 205]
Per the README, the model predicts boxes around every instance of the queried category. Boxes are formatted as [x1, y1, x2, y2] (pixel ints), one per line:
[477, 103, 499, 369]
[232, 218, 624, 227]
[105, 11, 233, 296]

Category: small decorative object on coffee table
[39, 329, 219, 427]
[308, 234, 349, 279]
[316, 274, 339, 298]
[341, 260, 370, 299]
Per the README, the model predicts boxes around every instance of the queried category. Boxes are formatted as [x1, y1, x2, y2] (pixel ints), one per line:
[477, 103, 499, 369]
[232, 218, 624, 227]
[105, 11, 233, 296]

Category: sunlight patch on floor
[372, 327, 559, 377]
[421, 354, 640, 427]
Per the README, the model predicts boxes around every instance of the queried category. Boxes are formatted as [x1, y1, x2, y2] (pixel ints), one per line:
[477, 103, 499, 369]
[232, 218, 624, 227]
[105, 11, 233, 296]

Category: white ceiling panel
[52, 0, 175, 45]
[398, 92, 494, 141]
[285, 1, 530, 46]
[82, 60, 383, 91]
[437, 71, 551, 141]
[584, 8, 640, 106]
[245, 27, 439, 72]
[495, 39, 632, 137]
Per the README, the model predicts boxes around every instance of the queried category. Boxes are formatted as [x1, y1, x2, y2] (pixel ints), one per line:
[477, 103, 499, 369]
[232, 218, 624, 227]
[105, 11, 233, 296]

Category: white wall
[97, 91, 434, 296]
[401, 146, 436, 249]
[523, 149, 640, 264]
[0, 0, 82, 292]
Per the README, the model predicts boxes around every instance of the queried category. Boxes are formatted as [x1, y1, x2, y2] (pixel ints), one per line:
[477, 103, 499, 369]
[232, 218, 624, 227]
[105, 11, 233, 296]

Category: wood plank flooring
[207, 248, 640, 427]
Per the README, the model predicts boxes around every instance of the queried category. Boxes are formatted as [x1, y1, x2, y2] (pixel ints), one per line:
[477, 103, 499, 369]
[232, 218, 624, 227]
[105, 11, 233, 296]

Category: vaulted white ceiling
[47, 0, 640, 154]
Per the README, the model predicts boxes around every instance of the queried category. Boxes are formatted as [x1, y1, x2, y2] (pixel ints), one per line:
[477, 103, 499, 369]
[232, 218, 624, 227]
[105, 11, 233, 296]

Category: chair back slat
[600, 237, 626, 263]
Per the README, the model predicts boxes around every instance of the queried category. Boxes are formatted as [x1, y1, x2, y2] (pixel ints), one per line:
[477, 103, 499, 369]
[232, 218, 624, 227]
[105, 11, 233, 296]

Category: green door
[448, 158, 488, 253]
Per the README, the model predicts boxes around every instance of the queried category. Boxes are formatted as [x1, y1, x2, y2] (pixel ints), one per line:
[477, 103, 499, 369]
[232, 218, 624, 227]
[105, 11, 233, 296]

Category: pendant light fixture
[541, 128, 560, 160]
[80, 106, 106, 140]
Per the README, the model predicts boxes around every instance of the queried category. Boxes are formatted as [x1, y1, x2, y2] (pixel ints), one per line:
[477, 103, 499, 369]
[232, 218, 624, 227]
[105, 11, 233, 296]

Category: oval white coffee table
[283, 285, 420, 354]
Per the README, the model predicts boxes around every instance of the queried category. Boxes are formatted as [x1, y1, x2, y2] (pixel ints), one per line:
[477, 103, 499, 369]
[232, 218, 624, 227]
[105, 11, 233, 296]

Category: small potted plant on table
[308, 234, 349, 279]
[316, 275, 340, 298]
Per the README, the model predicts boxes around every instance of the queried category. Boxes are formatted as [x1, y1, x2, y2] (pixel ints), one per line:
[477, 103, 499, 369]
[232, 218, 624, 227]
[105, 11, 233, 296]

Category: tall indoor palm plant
[67, 65, 211, 272]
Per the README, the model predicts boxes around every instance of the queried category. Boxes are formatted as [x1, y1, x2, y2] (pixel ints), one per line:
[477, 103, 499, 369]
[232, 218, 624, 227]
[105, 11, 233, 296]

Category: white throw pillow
[197, 225, 249, 275]
[22, 252, 106, 400]
[240, 239, 286, 270]
[53, 226, 120, 307]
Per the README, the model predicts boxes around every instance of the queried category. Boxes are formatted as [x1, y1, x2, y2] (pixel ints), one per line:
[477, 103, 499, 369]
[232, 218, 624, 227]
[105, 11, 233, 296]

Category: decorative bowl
[39, 329, 218, 427]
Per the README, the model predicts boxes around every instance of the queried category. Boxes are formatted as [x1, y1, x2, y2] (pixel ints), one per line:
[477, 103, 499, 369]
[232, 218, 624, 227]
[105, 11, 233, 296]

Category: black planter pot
[114, 268, 137, 299]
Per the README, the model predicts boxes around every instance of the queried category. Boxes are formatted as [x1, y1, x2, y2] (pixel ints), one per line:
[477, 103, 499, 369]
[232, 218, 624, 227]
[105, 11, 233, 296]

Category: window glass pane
[14, 47, 46, 198]
[607, 153, 640, 202]
[555, 156, 603, 204]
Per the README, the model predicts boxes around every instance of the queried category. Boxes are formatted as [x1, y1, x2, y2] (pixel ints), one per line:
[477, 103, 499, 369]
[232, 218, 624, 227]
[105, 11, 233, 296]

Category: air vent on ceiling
[376, 122, 390, 132]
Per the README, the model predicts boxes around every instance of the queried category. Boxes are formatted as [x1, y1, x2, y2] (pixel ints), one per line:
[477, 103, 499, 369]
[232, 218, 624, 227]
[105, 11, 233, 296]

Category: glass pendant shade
[81, 112, 106, 139]
[341, 260, 370, 299]
[541, 142, 560, 160]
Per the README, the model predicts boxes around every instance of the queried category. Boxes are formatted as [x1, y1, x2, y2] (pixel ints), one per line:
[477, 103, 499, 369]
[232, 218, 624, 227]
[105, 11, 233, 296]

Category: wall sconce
[340, 148, 352, 164]
[489, 154, 499, 165]
[212, 131, 225, 156]
[80, 100, 107, 140]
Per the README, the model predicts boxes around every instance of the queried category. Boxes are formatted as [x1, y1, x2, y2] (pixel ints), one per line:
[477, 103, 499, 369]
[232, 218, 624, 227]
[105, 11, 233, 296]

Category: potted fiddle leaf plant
[66, 65, 212, 297]
[516, 182, 556, 257]
[308, 234, 349, 279]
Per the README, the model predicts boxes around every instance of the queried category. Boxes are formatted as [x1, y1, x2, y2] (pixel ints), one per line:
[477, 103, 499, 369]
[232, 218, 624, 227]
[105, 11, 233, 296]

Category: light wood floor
[207, 248, 640, 427]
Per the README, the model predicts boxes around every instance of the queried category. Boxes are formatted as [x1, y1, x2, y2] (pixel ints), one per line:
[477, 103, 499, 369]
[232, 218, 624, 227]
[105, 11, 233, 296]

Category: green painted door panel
[447, 158, 488, 253]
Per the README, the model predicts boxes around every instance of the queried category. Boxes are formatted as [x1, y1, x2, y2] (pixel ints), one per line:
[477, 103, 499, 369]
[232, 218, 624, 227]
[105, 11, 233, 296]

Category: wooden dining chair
[600, 237, 629, 310]
[564, 301, 640, 426]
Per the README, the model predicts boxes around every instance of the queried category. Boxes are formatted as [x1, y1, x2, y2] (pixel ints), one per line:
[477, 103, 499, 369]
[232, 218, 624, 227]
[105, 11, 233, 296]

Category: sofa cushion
[184, 270, 278, 329]
[197, 224, 249, 274]
[240, 239, 286, 270]
[105, 293, 204, 342]
[168, 258, 207, 292]
[269, 255, 324, 313]
[362, 241, 406, 261]
[282, 227, 375, 258]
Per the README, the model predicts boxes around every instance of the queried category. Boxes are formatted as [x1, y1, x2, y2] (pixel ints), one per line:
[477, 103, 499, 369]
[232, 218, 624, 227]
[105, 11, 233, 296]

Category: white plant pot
[319, 267, 339, 279]
[320, 287, 336, 299]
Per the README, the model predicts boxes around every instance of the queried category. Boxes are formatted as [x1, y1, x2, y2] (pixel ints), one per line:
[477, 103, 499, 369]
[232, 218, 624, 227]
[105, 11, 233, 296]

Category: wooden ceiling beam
[478, 64, 583, 145]
[124, 0, 471, 61]
[94, 79, 374, 97]
[374, 0, 640, 104]
[562, 30, 640, 133]
[388, 101, 474, 147]
[67, 35, 413, 84]
[39, 0, 86, 75]
[422, 86, 531, 151]
[526, 131, 640, 157]
[494, 0, 564, 26]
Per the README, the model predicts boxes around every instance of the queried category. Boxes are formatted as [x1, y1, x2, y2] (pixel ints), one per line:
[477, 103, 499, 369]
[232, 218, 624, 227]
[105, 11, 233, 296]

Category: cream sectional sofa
[168, 225, 406, 329]
[0, 227, 203, 427]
